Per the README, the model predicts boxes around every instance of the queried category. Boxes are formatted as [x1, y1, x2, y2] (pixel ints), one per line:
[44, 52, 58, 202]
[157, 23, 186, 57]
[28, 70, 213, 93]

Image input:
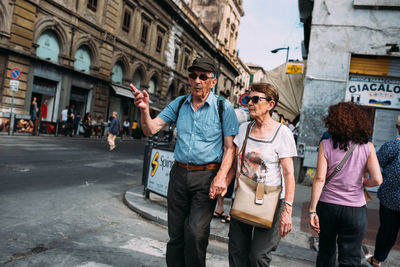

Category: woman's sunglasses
[244, 95, 271, 104]
[188, 73, 212, 81]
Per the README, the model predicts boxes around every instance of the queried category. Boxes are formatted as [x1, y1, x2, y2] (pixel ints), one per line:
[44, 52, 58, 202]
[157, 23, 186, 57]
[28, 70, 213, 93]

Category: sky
[237, 0, 304, 71]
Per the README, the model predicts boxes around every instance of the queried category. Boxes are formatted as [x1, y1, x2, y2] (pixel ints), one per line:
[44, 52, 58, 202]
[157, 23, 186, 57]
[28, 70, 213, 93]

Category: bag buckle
[255, 183, 264, 205]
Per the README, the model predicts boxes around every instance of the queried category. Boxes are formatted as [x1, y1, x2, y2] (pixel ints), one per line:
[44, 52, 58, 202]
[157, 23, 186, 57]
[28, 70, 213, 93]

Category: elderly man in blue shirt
[131, 57, 238, 267]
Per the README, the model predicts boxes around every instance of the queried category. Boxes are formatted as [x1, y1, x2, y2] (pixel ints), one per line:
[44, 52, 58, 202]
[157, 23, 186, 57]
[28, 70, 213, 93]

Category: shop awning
[263, 61, 306, 122]
[111, 84, 134, 99]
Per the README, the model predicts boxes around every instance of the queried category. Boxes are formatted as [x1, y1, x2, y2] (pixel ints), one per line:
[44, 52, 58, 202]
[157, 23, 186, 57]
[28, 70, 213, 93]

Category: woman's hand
[309, 213, 320, 233]
[279, 205, 292, 237]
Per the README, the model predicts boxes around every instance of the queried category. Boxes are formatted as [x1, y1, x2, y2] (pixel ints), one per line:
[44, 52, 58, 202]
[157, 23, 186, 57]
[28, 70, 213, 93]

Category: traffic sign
[239, 93, 249, 107]
[10, 80, 20, 92]
[10, 68, 21, 80]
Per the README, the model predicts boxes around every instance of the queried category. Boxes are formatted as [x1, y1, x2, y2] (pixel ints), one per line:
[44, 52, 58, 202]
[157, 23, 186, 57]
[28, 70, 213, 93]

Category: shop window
[112, 62, 124, 83]
[36, 30, 60, 62]
[87, 0, 97, 12]
[122, 10, 131, 32]
[148, 77, 157, 94]
[74, 46, 92, 73]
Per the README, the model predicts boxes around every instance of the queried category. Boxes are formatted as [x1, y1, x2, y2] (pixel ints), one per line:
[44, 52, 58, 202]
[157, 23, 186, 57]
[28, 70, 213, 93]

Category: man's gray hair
[112, 111, 118, 116]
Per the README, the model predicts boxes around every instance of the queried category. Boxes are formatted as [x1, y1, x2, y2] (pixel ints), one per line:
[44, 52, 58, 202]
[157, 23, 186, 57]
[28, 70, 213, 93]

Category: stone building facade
[0, 0, 242, 134]
[297, 0, 400, 177]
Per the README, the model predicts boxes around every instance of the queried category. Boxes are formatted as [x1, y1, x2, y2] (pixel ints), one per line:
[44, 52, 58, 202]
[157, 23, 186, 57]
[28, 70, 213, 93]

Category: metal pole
[10, 91, 15, 135]
[286, 46, 289, 63]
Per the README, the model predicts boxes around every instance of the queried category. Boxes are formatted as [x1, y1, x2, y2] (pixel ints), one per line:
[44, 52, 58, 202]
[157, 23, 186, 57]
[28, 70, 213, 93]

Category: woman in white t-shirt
[228, 83, 297, 267]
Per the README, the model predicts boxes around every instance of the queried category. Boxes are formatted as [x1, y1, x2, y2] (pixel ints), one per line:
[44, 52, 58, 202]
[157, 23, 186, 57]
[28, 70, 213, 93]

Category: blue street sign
[10, 68, 21, 80]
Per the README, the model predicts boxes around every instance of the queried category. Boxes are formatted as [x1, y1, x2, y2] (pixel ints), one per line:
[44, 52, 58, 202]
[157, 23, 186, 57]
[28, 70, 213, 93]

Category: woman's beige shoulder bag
[230, 122, 282, 229]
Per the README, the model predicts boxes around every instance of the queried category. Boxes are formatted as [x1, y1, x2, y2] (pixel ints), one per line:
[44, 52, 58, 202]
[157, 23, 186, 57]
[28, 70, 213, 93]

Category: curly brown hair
[250, 83, 279, 115]
[324, 102, 372, 150]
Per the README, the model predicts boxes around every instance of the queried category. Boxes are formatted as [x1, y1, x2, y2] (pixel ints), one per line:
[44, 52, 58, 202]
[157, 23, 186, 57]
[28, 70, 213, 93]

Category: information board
[146, 148, 175, 197]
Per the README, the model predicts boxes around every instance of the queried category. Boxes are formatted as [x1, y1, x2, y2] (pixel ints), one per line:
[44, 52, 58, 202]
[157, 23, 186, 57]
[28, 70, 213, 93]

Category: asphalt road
[0, 135, 173, 266]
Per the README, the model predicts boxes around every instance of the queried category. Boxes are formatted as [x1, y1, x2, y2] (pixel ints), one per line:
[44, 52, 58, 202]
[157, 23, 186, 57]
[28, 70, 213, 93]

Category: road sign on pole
[10, 68, 21, 80]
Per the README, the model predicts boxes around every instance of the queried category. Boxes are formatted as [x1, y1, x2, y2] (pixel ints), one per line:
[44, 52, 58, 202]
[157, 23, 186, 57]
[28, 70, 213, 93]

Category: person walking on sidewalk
[309, 102, 382, 267]
[108, 112, 120, 151]
[227, 83, 297, 267]
[365, 115, 400, 267]
[131, 57, 238, 267]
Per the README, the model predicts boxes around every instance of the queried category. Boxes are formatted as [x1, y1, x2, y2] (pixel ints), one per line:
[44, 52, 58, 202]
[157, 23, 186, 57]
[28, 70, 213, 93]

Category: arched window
[74, 46, 91, 72]
[112, 62, 124, 83]
[36, 30, 60, 62]
[148, 76, 157, 94]
[132, 69, 142, 90]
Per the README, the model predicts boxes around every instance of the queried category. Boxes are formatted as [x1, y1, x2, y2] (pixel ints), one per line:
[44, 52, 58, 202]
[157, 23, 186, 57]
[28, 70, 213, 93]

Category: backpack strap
[175, 94, 224, 126]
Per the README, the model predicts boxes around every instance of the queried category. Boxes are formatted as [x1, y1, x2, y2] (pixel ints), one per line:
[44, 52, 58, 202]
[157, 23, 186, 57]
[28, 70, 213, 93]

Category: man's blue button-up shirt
[158, 92, 238, 165]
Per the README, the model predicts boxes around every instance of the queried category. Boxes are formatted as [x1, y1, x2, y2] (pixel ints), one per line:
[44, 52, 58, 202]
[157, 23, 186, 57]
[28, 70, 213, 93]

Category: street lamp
[270, 46, 290, 62]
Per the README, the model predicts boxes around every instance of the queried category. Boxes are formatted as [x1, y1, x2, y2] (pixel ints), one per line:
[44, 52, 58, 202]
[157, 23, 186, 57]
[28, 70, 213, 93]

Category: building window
[183, 55, 189, 71]
[36, 30, 60, 62]
[141, 17, 150, 44]
[112, 62, 124, 84]
[156, 35, 163, 53]
[87, 0, 97, 12]
[74, 46, 92, 73]
[122, 10, 131, 32]
[174, 48, 179, 63]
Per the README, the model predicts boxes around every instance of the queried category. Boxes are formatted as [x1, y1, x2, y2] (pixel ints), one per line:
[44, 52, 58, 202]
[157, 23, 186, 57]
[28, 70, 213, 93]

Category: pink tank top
[319, 138, 370, 207]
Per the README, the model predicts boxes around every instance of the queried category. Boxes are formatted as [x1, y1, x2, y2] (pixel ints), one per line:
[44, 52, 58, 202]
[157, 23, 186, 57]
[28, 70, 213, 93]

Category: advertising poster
[345, 76, 400, 109]
[147, 148, 175, 197]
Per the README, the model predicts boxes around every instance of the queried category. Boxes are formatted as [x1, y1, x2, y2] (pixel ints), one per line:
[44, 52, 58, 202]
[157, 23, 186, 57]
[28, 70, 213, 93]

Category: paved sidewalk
[124, 183, 400, 266]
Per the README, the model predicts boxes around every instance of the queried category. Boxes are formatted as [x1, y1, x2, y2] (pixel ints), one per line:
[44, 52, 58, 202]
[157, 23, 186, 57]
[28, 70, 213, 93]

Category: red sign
[10, 68, 21, 80]
[239, 93, 249, 107]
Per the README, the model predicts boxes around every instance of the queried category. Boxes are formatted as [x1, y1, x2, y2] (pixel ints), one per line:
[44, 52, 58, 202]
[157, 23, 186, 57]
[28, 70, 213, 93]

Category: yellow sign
[151, 152, 159, 176]
[286, 63, 304, 74]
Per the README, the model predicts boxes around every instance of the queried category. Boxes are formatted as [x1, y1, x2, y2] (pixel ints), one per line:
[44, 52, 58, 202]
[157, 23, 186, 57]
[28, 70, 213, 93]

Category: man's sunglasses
[188, 73, 212, 81]
[244, 95, 271, 104]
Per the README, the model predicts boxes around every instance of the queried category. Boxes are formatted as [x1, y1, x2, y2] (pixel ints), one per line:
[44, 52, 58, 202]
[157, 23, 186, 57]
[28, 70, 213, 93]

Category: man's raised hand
[130, 83, 149, 110]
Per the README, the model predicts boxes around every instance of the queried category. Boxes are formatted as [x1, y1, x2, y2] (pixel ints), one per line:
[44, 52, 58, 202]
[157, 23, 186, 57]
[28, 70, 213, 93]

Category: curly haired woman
[309, 102, 382, 267]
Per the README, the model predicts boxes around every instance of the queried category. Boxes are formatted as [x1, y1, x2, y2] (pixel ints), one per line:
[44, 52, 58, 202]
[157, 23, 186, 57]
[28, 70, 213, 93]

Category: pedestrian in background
[108, 111, 120, 151]
[122, 118, 130, 140]
[131, 57, 238, 267]
[73, 112, 81, 136]
[365, 115, 400, 267]
[228, 83, 297, 267]
[309, 102, 382, 267]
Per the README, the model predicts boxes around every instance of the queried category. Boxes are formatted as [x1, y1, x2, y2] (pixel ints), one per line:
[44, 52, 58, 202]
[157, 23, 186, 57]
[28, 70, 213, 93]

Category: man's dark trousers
[166, 164, 218, 267]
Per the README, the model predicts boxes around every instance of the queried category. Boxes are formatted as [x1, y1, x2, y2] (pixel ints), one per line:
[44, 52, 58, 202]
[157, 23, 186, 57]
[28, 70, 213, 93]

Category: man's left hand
[209, 174, 227, 199]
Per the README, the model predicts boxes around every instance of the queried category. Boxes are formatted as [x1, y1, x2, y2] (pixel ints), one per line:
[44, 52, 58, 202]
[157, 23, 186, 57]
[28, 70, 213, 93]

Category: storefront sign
[345, 76, 400, 109]
[9, 80, 19, 92]
[147, 148, 175, 197]
[286, 63, 303, 74]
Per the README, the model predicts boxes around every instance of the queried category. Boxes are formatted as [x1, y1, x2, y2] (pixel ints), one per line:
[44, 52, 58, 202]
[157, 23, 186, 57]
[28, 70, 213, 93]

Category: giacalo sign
[345, 76, 400, 109]
[147, 148, 175, 197]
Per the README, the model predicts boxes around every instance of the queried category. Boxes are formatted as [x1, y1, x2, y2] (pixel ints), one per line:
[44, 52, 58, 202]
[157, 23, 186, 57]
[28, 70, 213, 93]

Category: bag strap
[325, 143, 357, 185]
[239, 122, 253, 172]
